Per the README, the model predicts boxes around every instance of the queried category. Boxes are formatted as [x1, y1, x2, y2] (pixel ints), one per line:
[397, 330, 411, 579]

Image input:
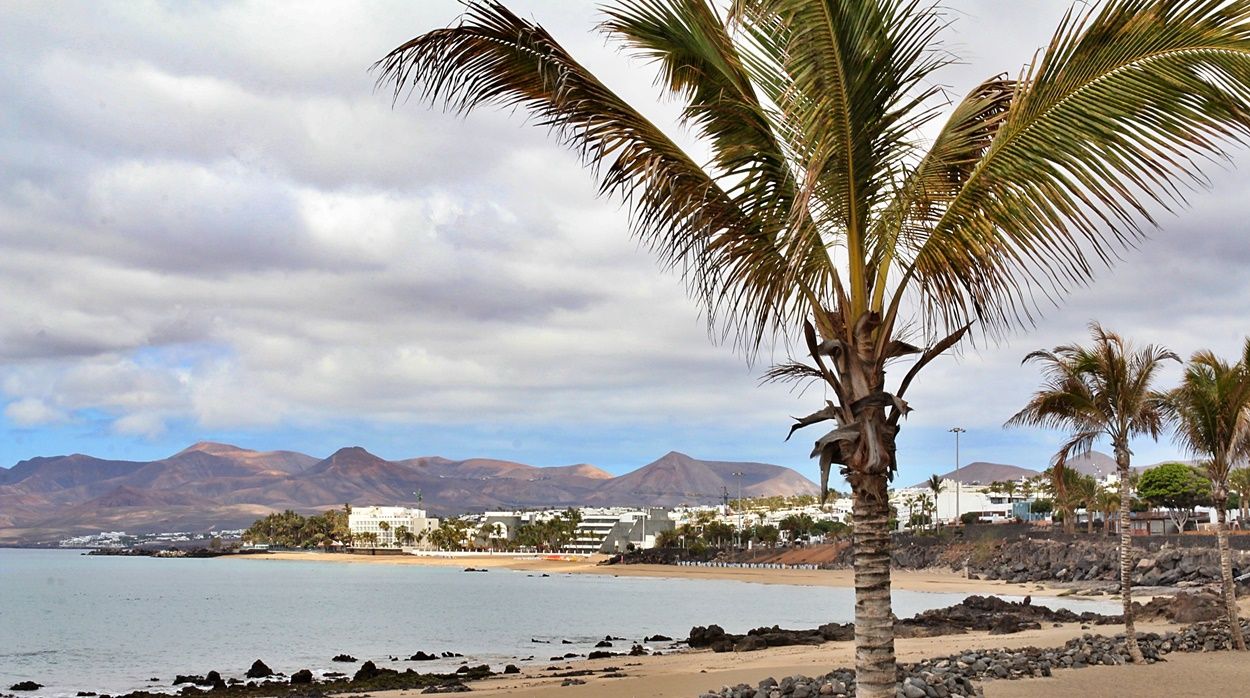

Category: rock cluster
[1132, 548, 1240, 587]
[688, 622, 853, 653]
[963, 539, 1248, 587]
[898, 595, 1116, 637]
[688, 596, 1119, 653]
[695, 620, 1250, 698]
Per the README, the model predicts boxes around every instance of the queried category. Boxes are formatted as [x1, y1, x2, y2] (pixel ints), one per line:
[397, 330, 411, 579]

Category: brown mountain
[0, 442, 817, 544]
[585, 451, 821, 506]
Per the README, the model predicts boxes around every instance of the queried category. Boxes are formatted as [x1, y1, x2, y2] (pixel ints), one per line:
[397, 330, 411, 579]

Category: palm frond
[903, 0, 1250, 337]
[732, 0, 950, 321]
[374, 1, 828, 355]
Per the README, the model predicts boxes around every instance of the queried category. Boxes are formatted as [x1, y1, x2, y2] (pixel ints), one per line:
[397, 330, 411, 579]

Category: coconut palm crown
[376, 2, 1250, 694]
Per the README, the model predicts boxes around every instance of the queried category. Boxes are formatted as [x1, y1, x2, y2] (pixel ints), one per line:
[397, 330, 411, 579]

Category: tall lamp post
[731, 471, 744, 547]
[949, 427, 965, 523]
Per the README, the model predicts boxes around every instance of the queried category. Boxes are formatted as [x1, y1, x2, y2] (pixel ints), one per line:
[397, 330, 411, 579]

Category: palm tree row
[377, 2, 1250, 693]
[1014, 326, 1250, 660]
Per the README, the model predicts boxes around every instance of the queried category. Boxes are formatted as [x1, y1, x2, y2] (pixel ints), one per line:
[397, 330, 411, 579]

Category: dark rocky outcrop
[244, 661, 272, 679]
[351, 662, 380, 682]
[1136, 589, 1226, 623]
[9, 682, 43, 691]
[288, 671, 313, 686]
[688, 622, 853, 653]
[690, 596, 1119, 654]
[330, 655, 356, 663]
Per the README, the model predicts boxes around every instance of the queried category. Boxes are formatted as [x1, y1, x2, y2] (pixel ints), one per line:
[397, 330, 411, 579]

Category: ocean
[0, 549, 1119, 696]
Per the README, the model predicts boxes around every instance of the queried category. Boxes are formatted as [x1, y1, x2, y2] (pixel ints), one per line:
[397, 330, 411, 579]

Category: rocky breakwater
[955, 538, 1249, 587]
[694, 618, 1250, 698]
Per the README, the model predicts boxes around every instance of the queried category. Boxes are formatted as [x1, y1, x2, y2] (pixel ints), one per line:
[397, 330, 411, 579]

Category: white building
[892, 480, 1025, 527]
[348, 505, 438, 548]
[564, 507, 675, 554]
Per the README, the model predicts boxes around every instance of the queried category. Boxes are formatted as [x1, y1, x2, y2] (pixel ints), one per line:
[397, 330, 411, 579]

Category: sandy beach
[363, 619, 1182, 698]
[234, 550, 1076, 597]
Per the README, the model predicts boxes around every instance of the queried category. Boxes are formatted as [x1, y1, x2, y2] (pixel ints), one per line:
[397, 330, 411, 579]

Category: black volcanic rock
[245, 660, 272, 679]
[352, 661, 380, 682]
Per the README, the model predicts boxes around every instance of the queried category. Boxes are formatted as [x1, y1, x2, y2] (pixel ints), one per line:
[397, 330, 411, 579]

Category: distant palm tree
[1008, 324, 1175, 662]
[1072, 474, 1101, 534]
[1230, 467, 1250, 527]
[1096, 487, 1120, 537]
[377, 2, 1250, 691]
[1163, 339, 1250, 651]
[926, 475, 945, 528]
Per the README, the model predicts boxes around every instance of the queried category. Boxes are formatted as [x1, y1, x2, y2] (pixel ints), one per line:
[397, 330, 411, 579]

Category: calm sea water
[0, 549, 1118, 696]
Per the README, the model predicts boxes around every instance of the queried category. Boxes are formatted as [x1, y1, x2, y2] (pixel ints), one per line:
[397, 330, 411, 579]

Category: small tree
[1136, 462, 1211, 533]
[654, 529, 680, 548]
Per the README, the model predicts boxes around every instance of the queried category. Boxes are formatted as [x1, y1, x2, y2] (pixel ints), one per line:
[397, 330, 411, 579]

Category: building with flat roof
[348, 505, 438, 548]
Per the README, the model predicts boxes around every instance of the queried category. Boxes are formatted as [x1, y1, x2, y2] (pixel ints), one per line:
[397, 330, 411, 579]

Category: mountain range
[0, 443, 819, 544]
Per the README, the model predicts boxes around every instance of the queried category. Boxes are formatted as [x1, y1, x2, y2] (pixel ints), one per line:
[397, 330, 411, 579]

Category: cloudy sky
[2, 1, 1248, 487]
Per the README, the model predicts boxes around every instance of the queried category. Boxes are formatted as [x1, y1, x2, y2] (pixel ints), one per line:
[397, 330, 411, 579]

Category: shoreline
[231, 551, 1086, 598]
[21, 547, 1245, 698]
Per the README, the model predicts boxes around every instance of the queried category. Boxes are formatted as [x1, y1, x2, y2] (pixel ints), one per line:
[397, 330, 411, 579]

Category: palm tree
[376, 3, 1250, 692]
[1072, 473, 1101, 534]
[926, 475, 945, 528]
[1162, 339, 1250, 651]
[1008, 324, 1176, 661]
[1230, 467, 1250, 527]
[1002, 480, 1018, 504]
[395, 524, 411, 548]
[1096, 486, 1120, 537]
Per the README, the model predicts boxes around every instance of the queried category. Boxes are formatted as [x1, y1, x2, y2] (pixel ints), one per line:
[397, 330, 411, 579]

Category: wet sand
[235, 550, 1076, 596]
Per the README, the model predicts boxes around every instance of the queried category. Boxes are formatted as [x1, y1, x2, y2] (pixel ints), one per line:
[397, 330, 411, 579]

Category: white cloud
[1, 0, 1248, 474]
[4, 398, 64, 427]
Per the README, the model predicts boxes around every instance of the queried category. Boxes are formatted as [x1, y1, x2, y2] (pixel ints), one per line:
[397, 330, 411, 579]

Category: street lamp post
[731, 471, 744, 547]
[949, 427, 965, 523]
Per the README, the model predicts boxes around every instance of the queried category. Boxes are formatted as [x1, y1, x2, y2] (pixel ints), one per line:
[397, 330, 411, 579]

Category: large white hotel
[347, 505, 438, 548]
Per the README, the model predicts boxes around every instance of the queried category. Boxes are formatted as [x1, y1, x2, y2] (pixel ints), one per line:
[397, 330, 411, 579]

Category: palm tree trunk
[1215, 502, 1246, 650]
[1115, 448, 1144, 662]
[852, 486, 895, 698]
[1087, 509, 1095, 534]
